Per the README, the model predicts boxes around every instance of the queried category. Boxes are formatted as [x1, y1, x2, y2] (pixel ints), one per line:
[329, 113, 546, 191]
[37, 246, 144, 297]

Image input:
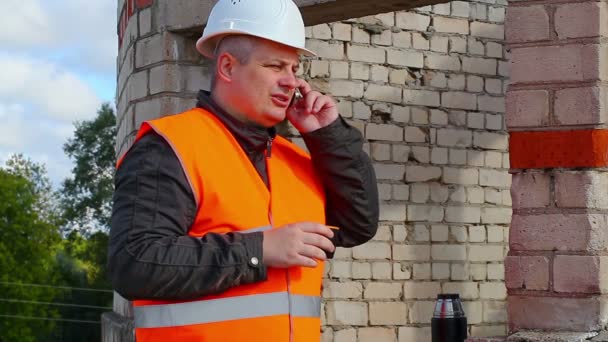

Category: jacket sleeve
[108, 133, 267, 301]
[302, 116, 380, 248]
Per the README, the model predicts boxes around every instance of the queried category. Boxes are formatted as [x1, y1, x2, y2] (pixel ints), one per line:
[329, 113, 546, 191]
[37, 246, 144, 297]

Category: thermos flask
[431, 293, 467, 342]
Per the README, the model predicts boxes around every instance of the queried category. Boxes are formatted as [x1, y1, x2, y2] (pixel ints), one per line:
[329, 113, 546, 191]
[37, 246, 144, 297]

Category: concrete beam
[158, 0, 450, 32]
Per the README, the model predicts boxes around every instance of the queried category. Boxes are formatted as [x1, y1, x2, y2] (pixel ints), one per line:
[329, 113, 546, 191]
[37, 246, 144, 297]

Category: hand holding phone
[286, 79, 339, 133]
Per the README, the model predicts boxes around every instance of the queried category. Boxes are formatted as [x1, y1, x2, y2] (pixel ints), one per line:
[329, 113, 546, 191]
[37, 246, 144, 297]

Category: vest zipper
[265, 137, 293, 341]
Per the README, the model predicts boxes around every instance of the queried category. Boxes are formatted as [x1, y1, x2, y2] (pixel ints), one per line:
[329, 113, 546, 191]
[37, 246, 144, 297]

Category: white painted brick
[347, 44, 385, 63]
[403, 281, 441, 299]
[353, 101, 371, 120]
[487, 226, 504, 243]
[485, 151, 503, 168]
[389, 69, 409, 85]
[412, 32, 430, 50]
[463, 301, 483, 324]
[406, 166, 442, 182]
[305, 40, 345, 59]
[486, 114, 503, 130]
[431, 183, 449, 203]
[351, 62, 370, 80]
[468, 150, 485, 167]
[479, 95, 505, 113]
[326, 301, 368, 325]
[431, 147, 448, 164]
[370, 302, 407, 325]
[433, 17, 469, 34]
[471, 22, 504, 39]
[431, 244, 467, 260]
[332, 23, 352, 41]
[393, 225, 408, 242]
[451, 263, 470, 280]
[396, 12, 431, 31]
[481, 208, 511, 224]
[471, 263, 487, 280]
[425, 54, 461, 71]
[372, 262, 392, 279]
[485, 188, 501, 205]
[483, 301, 507, 323]
[403, 89, 441, 106]
[430, 35, 449, 53]
[427, 71, 447, 88]
[468, 186, 485, 204]
[380, 203, 407, 221]
[393, 245, 431, 261]
[474, 132, 508, 150]
[330, 61, 349, 79]
[392, 106, 410, 123]
[463, 57, 497, 75]
[437, 129, 472, 147]
[468, 37, 485, 55]
[375, 12, 395, 26]
[365, 84, 401, 103]
[431, 225, 449, 241]
[359, 328, 396, 342]
[413, 263, 431, 280]
[486, 42, 503, 59]
[310, 60, 329, 78]
[387, 49, 424, 68]
[443, 167, 479, 185]
[480, 282, 506, 299]
[323, 281, 363, 299]
[451, 226, 468, 242]
[448, 74, 466, 91]
[394, 263, 412, 279]
[430, 109, 448, 125]
[412, 224, 429, 242]
[469, 225, 486, 242]
[374, 164, 405, 181]
[469, 245, 504, 262]
[467, 75, 485, 92]
[468, 112, 485, 129]
[449, 110, 467, 126]
[446, 206, 482, 223]
[312, 24, 332, 39]
[480, 169, 511, 187]
[353, 242, 391, 260]
[502, 189, 511, 206]
[364, 283, 402, 299]
[352, 27, 371, 44]
[139, 8, 152, 36]
[433, 3, 451, 15]
[330, 260, 351, 278]
[473, 3, 488, 20]
[334, 328, 355, 342]
[412, 146, 430, 163]
[443, 282, 479, 299]
[392, 145, 410, 163]
[489, 6, 505, 22]
[411, 108, 429, 124]
[370, 65, 389, 82]
[367, 124, 403, 141]
[329, 80, 364, 98]
[433, 263, 451, 279]
[410, 183, 430, 204]
[452, 1, 471, 17]
[487, 263, 505, 280]
[393, 31, 411, 48]
[450, 36, 467, 53]
[373, 225, 392, 241]
[409, 301, 435, 324]
[450, 148, 467, 165]
[407, 205, 445, 222]
[442, 92, 477, 110]
[404, 127, 428, 143]
[371, 143, 390, 161]
[498, 61, 509, 77]
[398, 326, 432, 342]
[372, 30, 392, 46]
[450, 187, 467, 203]
[393, 185, 410, 203]
[352, 262, 371, 279]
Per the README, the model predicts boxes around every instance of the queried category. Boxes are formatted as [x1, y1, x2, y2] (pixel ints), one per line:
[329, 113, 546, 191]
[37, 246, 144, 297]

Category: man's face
[229, 39, 300, 127]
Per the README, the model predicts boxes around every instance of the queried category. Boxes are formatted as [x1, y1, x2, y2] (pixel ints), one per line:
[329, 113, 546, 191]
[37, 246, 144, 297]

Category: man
[108, 0, 379, 340]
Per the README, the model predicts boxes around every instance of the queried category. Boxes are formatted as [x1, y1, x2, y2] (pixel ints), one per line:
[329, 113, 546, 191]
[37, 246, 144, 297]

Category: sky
[1, 0, 117, 188]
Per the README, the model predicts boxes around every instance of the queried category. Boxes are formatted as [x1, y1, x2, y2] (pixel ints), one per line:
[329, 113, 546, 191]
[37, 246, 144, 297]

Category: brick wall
[299, 2, 511, 341]
[112, 0, 511, 341]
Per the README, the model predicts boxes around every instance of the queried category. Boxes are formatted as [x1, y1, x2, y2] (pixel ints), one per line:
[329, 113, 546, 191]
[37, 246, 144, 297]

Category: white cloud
[0, 0, 56, 47]
[0, 55, 102, 122]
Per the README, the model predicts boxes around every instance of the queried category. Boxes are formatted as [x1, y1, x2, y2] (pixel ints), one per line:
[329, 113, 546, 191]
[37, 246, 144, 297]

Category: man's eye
[267, 65, 282, 70]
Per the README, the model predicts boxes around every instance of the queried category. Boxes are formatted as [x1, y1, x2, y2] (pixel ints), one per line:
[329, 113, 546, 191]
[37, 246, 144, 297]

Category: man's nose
[280, 71, 298, 89]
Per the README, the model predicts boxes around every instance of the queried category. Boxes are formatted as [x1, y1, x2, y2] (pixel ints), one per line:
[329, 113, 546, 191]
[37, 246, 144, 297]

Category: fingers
[302, 232, 335, 253]
[297, 222, 334, 239]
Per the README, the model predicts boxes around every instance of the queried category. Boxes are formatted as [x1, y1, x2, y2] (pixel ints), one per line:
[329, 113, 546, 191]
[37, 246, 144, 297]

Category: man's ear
[216, 52, 237, 84]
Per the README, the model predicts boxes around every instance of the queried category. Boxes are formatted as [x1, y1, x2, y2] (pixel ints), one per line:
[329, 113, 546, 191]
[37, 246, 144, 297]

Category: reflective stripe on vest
[134, 292, 321, 328]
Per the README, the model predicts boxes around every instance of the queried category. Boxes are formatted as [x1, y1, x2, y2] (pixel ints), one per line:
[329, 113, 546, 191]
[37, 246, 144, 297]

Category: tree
[0, 157, 62, 342]
[60, 103, 116, 233]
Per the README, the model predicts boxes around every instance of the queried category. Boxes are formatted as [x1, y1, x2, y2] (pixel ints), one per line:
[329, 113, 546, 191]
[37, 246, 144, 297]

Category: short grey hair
[209, 35, 257, 90]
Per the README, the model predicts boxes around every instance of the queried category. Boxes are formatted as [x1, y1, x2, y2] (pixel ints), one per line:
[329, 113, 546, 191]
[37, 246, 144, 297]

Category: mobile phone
[289, 88, 303, 108]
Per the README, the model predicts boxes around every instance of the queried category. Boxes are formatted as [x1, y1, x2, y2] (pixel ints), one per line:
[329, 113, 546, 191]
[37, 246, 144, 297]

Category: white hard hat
[196, 0, 316, 58]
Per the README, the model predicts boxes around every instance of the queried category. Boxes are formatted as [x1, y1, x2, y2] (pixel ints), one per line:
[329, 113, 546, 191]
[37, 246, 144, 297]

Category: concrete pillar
[505, 0, 608, 340]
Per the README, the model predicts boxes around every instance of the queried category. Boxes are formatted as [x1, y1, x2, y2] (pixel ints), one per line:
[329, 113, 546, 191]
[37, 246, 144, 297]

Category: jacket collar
[195, 90, 276, 155]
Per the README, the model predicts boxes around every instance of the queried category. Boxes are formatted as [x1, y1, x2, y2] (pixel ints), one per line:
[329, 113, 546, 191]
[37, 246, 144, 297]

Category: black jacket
[108, 91, 379, 300]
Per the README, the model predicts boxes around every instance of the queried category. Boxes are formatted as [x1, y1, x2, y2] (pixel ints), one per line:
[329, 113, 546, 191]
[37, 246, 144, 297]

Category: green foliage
[60, 103, 116, 232]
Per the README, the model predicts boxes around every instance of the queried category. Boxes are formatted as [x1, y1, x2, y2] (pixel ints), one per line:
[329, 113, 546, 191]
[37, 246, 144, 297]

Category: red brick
[505, 90, 549, 128]
[555, 86, 607, 126]
[508, 296, 607, 332]
[505, 255, 549, 290]
[137, 0, 153, 8]
[555, 2, 607, 39]
[506, 5, 550, 43]
[511, 44, 601, 84]
[554, 256, 608, 293]
[555, 171, 608, 209]
[510, 213, 608, 252]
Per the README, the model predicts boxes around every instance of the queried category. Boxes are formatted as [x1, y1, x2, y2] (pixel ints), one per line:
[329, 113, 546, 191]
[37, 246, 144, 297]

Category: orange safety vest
[117, 108, 326, 342]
